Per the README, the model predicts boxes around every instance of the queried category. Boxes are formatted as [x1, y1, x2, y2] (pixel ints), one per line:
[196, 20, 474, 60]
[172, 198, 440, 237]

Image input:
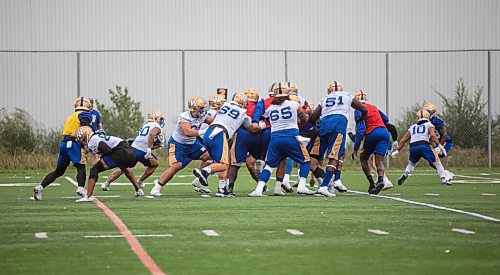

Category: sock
[276, 177, 284, 183]
[285, 158, 294, 174]
[228, 181, 234, 189]
[298, 162, 310, 179]
[433, 161, 446, 179]
[218, 180, 226, 189]
[258, 166, 273, 183]
[321, 170, 334, 187]
[274, 180, 282, 192]
[297, 177, 307, 189]
[334, 170, 341, 181]
[404, 162, 415, 176]
[367, 175, 375, 186]
[138, 180, 143, 185]
[256, 181, 266, 193]
[203, 166, 212, 174]
[192, 177, 200, 185]
[378, 176, 384, 183]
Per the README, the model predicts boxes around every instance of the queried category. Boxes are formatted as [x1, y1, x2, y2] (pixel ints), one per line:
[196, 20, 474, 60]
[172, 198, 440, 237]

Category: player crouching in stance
[309, 81, 367, 197]
[194, 93, 262, 197]
[101, 111, 165, 191]
[75, 126, 144, 202]
[150, 98, 214, 197]
[249, 82, 314, 197]
[34, 97, 93, 201]
[391, 109, 451, 186]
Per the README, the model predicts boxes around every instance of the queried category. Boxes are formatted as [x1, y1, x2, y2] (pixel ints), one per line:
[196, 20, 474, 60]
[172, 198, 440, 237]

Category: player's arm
[147, 127, 161, 149]
[385, 122, 398, 141]
[204, 115, 214, 125]
[379, 110, 389, 124]
[396, 131, 411, 151]
[297, 107, 309, 124]
[252, 100, 265, 123]
[428, 126, 441, 146]
[351, 98, 367, 123]
[98, 141, 113, 155]
[179, 121, 200, 137]
[437, 126, 447, 145]
[244, 116, 261, 133]
[351, 111, 365, 160]
[308, 105, 322, 125]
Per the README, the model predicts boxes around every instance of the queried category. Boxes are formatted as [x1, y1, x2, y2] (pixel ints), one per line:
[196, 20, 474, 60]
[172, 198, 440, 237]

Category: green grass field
[0, 168, 499, 275]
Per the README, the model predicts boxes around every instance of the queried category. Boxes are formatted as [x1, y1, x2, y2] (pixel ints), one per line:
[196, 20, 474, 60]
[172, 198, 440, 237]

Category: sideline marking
[35, 232, 48, 239]
[0, 183, 60, 187]
[348, 190, 500, 223]
[286, 229, 304, 236]
[451, 228, 475, 235]
[84, 234, 173, 238]
[65, 176, 78, 186]
[481, 193, 496, 196]
[202, 230, 219, 236]
[425, 193, 440, 196]
[66, 176, 165, 274]
[368, 229, 389, 235]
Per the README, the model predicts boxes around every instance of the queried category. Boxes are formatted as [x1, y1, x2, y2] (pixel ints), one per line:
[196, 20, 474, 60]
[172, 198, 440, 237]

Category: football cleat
[441, 179, 453, 186]
[215, 188, 227, 197]
[333, 180, 348, 193]
[317, 186, 336, 197]
[149, 180, 164, 197]
[382, 178, 393, 191]
[192, 179, 211, 194]
[33, 185, 43, 201]
[76, 187, 87, 197]
[75, 195, 94, 203]
[281, 182, 294, 193]
[368, 181, 384, 195]
[297, 186, 315, 195]
[139, 181, 146, 188]
[398, 174, 408, 185]
[248, 190, 265, 197]
[101, 183, 110, 191]
[135, 189, 144, 197]
[193, 168, 209, 186]
[274, 183, 286, 196]
[444, 170, 455, 181]
[225, 186, 235, 197]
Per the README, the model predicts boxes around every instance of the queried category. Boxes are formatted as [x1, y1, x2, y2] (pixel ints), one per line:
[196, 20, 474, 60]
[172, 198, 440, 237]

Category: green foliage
[434, 78, 488, 149]
[0, 108, 38, 154]
[95, 86, 143, 139]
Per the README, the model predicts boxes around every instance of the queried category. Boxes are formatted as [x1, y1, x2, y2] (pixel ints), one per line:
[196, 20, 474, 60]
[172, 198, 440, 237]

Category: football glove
[391, 141, 398, 150]
[391, 150, 399, 158]
[144, 147, 152, 159]
[435, 144, 447, 157]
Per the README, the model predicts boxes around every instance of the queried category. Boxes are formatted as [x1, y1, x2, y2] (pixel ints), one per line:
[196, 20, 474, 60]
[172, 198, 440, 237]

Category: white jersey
[171, 111, 206, 145]
[319, 92, 354, 119]
[131, 121, 161, 152]
[264, 100, 300, 133]
[409, 121, 434, 144]
[199, 108, 218, 133]
[88, 134, 123, 155]
[212, 102, 251, 139]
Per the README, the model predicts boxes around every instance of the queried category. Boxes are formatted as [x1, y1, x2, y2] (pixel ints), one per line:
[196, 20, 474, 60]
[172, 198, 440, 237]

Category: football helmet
[287, 82, 298, 95]
[76, 126, 94, 145]
[327, 81, 343, 94]
[94, 129, 106, 136]
[232, 92, 248, 108]
[147, 110, 165, 127]
[268, 83, 276, 97]
[188, 97, 206, 117]
[423, 102, 437, 118]
[209, 94, 225, 109]
[354, 89, 367, 103]
[74, 96, 91, 112]
[244, 88, 260, 102]
[273, 82, 290, 98]
[289, 94, 301, 104]
[417, 109, 430, 122]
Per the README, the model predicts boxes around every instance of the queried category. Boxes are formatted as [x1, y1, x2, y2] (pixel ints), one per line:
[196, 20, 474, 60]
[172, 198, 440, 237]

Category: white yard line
[451, 228, 475, 234]
[34, 232, 48, 239]
[286, 229, 304, 236]
[202, 230, 219, 236]
[348, 190, 500, 223]
[368, 229, 389, 235]
[0, 183, 60, 187]
[65, 176, 78, 187]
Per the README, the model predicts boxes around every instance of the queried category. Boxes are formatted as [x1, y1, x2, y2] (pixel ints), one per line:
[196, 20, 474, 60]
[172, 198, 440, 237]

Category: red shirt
[246, 101, 257, 117]
[262, 97, 273, 127]
[364, 103, 386, 135]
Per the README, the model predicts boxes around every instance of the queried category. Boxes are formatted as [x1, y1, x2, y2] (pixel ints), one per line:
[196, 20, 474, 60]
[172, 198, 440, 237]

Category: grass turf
[0, 168, 499, 275]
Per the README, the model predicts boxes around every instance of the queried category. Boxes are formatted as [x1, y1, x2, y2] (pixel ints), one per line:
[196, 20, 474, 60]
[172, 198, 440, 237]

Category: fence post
[385, 52, 390, 168]
[182, 50, 186, 111]
[76, 52, 81, 97]
[284, 50, 288, 81]
[487, 51, 492, 168]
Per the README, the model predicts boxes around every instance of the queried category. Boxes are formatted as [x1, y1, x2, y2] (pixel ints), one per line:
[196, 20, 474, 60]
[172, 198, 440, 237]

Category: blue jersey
[430, 116, 452, 142]
[90, 109, 101, 131]
[353, 109, 389, 151]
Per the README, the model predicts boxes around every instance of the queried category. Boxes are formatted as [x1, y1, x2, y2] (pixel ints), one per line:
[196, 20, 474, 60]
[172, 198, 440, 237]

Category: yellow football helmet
[188, 97, 207, 117]
[75, 126, 94, 145]
[147, 110, 165, 127]
[423, 102, 437, 118]
[273, 82, 290, 98]
[354, 89, 367, 103]
[209, 94, 225, 109]
[416, 109, 430, 122]
[287, 82, 298, 95]
[232, 92, 248, 108]
[289, 94, 301, 104]
[244, 88, 260, 102]
[74, 96, 91, 112]
[327, 81, 344, 94]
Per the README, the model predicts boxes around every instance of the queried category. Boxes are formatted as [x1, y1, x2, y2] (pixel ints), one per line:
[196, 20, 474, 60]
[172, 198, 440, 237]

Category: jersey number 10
[412, 125, 426, 135]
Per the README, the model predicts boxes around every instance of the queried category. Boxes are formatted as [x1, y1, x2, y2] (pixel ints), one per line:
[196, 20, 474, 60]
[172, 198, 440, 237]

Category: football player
[101, 111, 165, 191]
[150, 98, 214, 197]
[391, 109, 451, 185]
[89, 98, 103, 165]
[33, 97, 93, 201]
[249, 82, 314, 196]
[227, 88, 266, 195]
[351, 93, 391, 194]
[423, 102, 454, 180]
[193, 92, 263, 197]
[309, 81, 367, 197]
[75, 126, 144, 202]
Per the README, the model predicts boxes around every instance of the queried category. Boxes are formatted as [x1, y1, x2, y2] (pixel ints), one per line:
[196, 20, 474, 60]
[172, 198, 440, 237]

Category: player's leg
[101, 168, 124, 191]
[137, 153, 159, 187]
[424, 145, 450, 185]
[77, 159, 109, 201]
[121, 167, 144, 196]
[284, 136, 316, 195]
[331, 151, 348, 193]
[194, 131, 229, 186]
[249, 137, 283, 196]
[283, 158, 294, 188]
[317, 131, 343, 196]
[368, 128, 391, 194]
[68, 143, 88, 196]
[399, 146, 421, 185]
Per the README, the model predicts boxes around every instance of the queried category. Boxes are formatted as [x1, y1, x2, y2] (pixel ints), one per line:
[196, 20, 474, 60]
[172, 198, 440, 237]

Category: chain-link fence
[1, 49, 499, 169]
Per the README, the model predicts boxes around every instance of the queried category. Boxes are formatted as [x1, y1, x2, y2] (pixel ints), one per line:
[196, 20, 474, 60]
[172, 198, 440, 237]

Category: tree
[95, 86, 143, 139]
[0, 108, 37, 154]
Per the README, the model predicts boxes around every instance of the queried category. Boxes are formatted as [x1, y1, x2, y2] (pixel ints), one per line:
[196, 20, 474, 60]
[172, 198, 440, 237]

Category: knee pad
[89, 162, 105, 181]
[313, 167, 325, 179]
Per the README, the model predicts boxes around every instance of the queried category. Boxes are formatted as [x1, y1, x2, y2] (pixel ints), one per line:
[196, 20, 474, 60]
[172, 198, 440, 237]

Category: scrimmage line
[348, 190, 500, 223]
[65, 176, 165, 275]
